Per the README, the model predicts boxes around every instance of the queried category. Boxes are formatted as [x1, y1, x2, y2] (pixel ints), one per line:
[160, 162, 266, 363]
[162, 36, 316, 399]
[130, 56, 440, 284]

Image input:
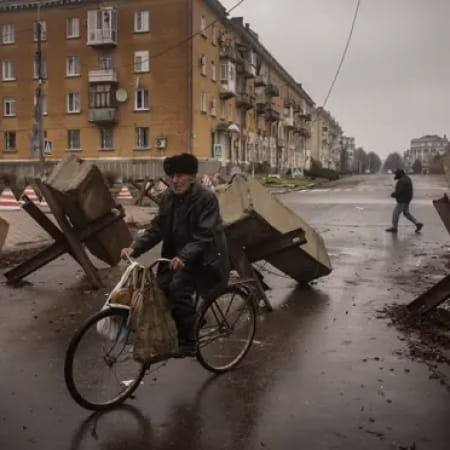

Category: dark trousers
[158, 269, 197, 344]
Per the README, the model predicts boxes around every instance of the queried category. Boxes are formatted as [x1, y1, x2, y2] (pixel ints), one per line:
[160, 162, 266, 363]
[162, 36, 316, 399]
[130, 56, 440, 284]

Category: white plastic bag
[96, 262, 141, 341]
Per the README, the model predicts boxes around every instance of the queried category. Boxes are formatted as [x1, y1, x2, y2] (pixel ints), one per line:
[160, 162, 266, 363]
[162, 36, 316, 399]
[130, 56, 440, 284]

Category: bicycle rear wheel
[64, 307, 146, 411]
[196, 286, 256, 373]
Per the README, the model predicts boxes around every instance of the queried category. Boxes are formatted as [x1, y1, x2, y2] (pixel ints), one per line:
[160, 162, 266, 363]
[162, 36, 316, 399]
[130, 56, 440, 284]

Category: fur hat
[394, 168, 405, 180]
[163, 153, 199, 175]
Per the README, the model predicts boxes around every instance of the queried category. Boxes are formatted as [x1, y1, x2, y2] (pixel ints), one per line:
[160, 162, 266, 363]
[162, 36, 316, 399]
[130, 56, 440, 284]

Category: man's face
[169, 173, 195, 194]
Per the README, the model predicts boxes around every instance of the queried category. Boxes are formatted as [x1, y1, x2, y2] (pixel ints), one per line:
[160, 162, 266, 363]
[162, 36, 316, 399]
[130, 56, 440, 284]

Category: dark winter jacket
[131, 182, 230, 296]
[391, 175, 413, 203]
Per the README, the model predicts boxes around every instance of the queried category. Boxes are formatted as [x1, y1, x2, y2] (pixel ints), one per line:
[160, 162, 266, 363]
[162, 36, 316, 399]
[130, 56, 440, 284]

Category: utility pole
[33, 17, 45, 176]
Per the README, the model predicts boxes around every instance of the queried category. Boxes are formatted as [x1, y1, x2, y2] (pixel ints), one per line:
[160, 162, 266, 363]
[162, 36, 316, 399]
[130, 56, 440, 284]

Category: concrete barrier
[215, 175, 332, 283]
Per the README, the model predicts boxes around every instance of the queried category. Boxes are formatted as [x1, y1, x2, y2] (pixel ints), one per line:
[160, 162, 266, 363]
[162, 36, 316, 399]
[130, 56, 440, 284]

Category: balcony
[254, 74, 268, 87]
[219, 47, 238, 62]
[283, 116, 295, 129]
[237, 93, 255, 110]
[87, 8, 118, 46]
[295, 126, 311, 138]
[264, 106, 280, 122]
[256, 102, 266, 115]
[237, 61, 256, 78]
[265, 84, 280, 98]
[88, 108, 117, 123]
[88, 69, 118, 83]
[220, 84, 237, 100]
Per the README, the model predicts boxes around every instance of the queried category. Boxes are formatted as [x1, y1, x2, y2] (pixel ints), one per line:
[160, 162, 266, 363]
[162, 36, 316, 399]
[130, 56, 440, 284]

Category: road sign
[213, 144, 222, 159]
[292, 167, 303, 177]
[44, 139, 52, 156]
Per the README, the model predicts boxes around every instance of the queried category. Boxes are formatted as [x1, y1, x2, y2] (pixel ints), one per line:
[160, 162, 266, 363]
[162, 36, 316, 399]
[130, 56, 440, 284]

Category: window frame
[33, 20, 47, 42]
[134, 10, 150, 33]
[4, 131, 16, 152]
[135, 127, 150, 149]
[200, 15, 207, 38]
[3, 96, 16, 117]
[66, 55, 80, 77]
[33, 57, 47, 79]
[211, 23, 217, 45]
[220, 100, 226, 119]
[2, 24, 15, 44]
[210, 96, 217, 117]
[100, 127, 114, 150]
[134, 50, 150, 73]
[66, 17, 80, 39]
[200, 92, 207, 114]
[67, 129, 81, 151]
[200, 53, 207, 76]
[33, 94, 48, 115]
[211, 60, 216, 82]
[2, 60, 15, 81]
[135, 88, 150, 111]
[67, 92, 81, 114]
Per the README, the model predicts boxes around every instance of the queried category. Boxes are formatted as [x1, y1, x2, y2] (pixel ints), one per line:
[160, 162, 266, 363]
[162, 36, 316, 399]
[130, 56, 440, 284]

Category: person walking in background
[386, 169, 423, 233]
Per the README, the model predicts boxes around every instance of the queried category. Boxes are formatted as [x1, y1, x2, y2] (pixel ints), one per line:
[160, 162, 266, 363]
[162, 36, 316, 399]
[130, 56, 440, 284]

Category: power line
[322, 0, 361, 108]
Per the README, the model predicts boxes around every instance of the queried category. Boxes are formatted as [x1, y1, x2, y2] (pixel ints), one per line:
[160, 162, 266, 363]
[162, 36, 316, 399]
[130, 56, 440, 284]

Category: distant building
[404, 134, 449, 169]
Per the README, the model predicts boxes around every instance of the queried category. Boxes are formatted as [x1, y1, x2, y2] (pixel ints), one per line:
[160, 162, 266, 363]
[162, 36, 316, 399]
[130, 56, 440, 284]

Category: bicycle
[64, 258, 257, 411]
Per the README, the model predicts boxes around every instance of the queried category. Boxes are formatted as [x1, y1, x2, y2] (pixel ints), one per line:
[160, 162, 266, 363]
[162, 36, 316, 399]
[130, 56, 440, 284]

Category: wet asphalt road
[1, 174, 449, 450]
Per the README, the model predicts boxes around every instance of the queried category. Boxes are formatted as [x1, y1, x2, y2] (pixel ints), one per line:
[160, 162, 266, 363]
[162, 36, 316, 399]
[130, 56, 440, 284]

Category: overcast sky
[222, 0, 450, 158]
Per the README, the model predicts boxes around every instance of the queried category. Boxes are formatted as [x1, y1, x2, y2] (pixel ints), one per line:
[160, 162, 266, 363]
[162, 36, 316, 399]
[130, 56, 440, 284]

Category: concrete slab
[215, 174, 332, 282]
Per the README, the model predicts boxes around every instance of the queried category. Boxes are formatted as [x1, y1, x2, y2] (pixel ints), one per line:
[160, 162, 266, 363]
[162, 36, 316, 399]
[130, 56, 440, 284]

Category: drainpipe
[187, 0, 193, 154]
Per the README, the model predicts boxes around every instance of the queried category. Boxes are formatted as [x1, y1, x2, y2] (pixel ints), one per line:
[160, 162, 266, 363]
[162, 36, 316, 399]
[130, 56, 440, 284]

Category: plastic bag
[96, 262, 140, 341]
[133, 270, 179, 364]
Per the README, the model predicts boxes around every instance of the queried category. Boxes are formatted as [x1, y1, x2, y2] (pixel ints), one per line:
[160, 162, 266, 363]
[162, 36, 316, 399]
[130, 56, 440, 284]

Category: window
[200, 16, 207, 37]
[220, 63, 228, 81]
[67, 92, 80, 113]
[4, 131, 16, 151]
[220, 100, 226, 119]
[87, 8, 118, 44]
[211, 61, 216, 81]
[228, 103, 233, 121]
[33, 57, 47, 79]
[2, 24, 15, 44]
[100, 128, 114, 149]
[135, 88, 149, 110]
[98, 51, 113, 70]
[3, 97, 15, 117]
[33, 20, 47, 41]
[135, 127, 149, 148]
[210, 96, 216, 117]
[134, 11, 150, 32]
[67, 130, 81, 150]
[200, 92, 207, 114]
[34, 94, 47, 115]
[134, 50, 149, 72]
[200, 54, 207, 76]
[211, 24, 217, 45]
[90, 84, 113, 108]
[66, 56, 80, 77]
[66, 17, 80, 38]
[2, 60, 15, 80]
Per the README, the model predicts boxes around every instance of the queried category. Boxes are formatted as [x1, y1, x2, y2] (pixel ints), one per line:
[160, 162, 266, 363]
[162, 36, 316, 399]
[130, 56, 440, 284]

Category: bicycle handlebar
[124, 254, 171, 271]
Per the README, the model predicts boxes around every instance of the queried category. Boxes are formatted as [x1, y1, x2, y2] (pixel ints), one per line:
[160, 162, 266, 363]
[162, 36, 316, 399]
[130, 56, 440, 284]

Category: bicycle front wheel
[196, 286, 256, 373]
[64, 307, 146, 411]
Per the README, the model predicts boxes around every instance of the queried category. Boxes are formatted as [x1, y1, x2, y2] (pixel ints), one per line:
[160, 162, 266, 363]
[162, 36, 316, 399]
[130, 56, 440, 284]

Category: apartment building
[0, 0, 315, 177]
[310, 107, 342, 170]
[404, 134, 449, 169]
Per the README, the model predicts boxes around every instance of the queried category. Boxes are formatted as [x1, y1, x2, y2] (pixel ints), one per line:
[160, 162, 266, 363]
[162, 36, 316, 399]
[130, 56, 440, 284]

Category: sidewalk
[0, 203, 155, 254]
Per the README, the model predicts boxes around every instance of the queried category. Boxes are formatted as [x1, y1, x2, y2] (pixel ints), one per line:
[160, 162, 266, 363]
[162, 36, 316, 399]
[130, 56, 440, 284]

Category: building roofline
[229, 17, 315, 107]
[0, 0, 91, 12]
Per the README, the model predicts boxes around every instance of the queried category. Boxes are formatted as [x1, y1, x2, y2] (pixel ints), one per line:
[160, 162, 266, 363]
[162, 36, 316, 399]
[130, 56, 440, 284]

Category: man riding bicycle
[121, 153, 229, 356]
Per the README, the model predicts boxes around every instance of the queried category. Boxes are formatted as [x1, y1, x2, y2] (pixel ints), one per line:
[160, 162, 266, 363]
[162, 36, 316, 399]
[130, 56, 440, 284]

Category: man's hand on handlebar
[120, 247, 134, 260]
[169, 257, 185, 271]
